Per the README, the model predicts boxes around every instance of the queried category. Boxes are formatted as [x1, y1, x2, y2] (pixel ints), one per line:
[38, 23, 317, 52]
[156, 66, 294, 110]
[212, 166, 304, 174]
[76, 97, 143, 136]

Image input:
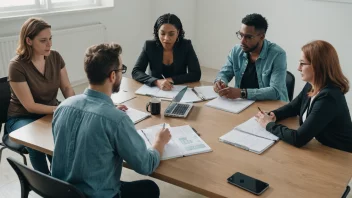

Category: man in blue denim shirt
[51, 43, 171, 198]
[214, 14, 288, 102]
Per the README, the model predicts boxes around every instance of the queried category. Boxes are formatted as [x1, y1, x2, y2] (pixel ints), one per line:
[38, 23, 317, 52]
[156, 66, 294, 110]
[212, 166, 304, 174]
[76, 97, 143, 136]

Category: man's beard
[112, 79, 120, 93]
[242, 41, 259, 53]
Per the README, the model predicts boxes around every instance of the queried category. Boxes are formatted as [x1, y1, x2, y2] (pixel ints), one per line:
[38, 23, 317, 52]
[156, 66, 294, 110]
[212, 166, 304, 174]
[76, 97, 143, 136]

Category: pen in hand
[258, 106, 270, 115]
[161, 74, 174, 85]
[162, 123, 165, 129]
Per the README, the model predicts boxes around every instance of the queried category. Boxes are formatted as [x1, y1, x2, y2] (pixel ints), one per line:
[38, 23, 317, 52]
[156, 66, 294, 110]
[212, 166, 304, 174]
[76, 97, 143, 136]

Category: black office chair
[286, 71, 295, 101]
[7, 157, 86, 198]
[0, 77, 28, 165]
[342, 186, 351, 198]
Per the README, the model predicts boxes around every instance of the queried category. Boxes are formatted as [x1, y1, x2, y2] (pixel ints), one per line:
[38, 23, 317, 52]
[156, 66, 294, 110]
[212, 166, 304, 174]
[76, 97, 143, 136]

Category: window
[0, 0, 104, 19]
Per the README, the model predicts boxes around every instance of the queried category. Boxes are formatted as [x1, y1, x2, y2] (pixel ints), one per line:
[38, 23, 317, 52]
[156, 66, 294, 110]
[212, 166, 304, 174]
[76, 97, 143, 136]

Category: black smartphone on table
[227, 172, 269, 195]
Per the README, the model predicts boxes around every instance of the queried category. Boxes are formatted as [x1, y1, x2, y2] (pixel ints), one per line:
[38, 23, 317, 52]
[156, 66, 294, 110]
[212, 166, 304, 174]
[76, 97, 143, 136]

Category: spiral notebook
[219, 117, 278, 154]
[137, 124, 212, 160]
[124, 107, 151, 124]
[205, 97, 255, 114]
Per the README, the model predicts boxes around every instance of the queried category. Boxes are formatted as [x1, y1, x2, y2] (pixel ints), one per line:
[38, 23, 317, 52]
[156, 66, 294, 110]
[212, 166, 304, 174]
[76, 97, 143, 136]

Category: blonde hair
[301, 40, 349, 95]
[16, 17, 51, 62]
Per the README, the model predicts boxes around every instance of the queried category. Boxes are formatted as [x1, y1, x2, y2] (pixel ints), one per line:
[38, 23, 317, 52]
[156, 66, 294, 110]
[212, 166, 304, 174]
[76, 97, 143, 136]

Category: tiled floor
[1, 66, 351, 198]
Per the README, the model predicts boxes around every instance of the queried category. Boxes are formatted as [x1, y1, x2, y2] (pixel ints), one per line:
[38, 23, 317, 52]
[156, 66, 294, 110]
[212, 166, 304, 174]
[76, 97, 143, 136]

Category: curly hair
[84, 43, 122, 85]
[242, 13, 268, 33]
[153, 13, 185, 46]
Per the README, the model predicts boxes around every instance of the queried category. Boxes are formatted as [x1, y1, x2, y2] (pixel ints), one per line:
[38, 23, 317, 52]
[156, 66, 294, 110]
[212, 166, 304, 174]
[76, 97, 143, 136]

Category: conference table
[9, 77, 352, 198]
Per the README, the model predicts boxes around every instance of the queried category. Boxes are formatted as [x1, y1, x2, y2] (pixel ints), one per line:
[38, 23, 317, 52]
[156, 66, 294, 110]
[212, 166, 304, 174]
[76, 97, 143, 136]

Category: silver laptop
[164, 87, 193, 118]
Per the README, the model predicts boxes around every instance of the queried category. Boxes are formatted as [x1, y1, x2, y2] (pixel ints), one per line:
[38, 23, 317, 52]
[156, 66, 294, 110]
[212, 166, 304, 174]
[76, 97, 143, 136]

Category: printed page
[235, 117, 279, 141]
[155, 85, 187, 99]
[180, 88, 202, 103]
[135, 84, 159, 96]
[170, 125, 212, 156]
[194, 86, 218, 100]
[205, 97, 255, 114]
[124, 107, 150, 124]
[143, 124, 183, 160]
[219, 129, 275, 154]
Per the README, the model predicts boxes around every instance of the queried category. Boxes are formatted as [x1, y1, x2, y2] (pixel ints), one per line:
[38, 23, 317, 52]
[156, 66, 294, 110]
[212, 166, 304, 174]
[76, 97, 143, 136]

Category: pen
[163, 123, 165, 129]
[258, 106, 270, 115]
[191, 127, 201, 136]
[161, 74, 174, 85]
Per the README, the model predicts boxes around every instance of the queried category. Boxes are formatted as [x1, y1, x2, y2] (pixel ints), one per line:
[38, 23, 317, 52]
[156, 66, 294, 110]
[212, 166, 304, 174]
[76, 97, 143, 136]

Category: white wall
[0, 0, 153, 75]
[195, 0, 352, 108]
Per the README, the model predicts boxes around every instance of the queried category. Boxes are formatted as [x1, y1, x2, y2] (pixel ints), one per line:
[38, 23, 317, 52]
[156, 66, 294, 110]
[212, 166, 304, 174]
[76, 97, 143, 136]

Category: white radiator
[0, 23, 107, 85]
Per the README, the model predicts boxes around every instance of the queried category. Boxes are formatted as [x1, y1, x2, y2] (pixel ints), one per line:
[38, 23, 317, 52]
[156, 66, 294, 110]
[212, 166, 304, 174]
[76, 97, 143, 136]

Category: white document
[124, 107, 151, 124]
[135, 84, 187, 99]
[193, 86, 218, 100]
[220, 129, 275, 154]
[180, 88, 203, 103]
[205, 97, 255, 114]
[235, 117, 278, 141]
[111, 92, 136, 105]
[137, 124, 212, 160]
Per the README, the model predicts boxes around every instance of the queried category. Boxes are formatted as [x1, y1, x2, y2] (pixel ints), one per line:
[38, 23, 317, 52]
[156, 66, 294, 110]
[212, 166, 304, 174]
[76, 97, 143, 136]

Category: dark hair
[241, 13, 268, 33]
[17, 17, 51, 62]
[302, 40, 349, 95]
[153, 13, 185, 46]
[84, 43, 122, 85]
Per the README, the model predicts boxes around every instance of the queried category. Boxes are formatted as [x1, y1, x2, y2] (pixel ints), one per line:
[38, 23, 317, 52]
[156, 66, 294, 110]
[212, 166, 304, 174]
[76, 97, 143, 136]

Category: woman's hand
[155, 79, 174, 91]
[255, 111, 276, 128]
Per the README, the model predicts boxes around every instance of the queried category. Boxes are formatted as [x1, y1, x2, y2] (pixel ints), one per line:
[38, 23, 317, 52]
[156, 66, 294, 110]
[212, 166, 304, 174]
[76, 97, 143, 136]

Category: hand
[213, 80, 227, 93]
[155, 128, 171, 145]
[155, 79, 174, 91]
[255, 111, 276, 128]
[218, 87, 241, 99]
[116, 104, 128, 111]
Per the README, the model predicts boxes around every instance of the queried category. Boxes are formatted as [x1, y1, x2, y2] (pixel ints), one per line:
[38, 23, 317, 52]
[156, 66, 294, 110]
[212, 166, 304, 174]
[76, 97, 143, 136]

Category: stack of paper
[137, 124, 212, 160]
[205, 97, 255, 114]
[219, 117, 278, 154]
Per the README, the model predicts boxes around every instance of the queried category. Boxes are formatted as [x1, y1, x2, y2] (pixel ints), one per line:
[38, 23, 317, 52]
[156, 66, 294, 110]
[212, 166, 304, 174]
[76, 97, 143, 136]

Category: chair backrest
[0, 77, 11, 124]
[286, 71, 295, 101]
[7, 157, 86, 198]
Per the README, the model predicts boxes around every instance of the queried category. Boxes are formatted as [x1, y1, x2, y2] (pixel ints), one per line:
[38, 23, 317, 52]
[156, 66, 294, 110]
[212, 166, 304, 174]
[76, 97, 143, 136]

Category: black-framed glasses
[236, 31, 261, 40]
[107, 64, 127, 76]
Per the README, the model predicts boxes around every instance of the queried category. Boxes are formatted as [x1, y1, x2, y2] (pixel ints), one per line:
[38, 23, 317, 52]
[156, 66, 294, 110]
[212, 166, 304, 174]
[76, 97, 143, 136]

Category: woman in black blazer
[256, 40, 352, 152]
[132, 13, 201, 90]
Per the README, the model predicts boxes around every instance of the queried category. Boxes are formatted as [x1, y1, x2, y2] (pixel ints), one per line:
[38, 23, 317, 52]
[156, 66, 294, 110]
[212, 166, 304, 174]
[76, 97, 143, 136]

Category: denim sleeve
[114, 116, 160, 175]
[215, 48, 236, 85]
[247, 52, 288, 101]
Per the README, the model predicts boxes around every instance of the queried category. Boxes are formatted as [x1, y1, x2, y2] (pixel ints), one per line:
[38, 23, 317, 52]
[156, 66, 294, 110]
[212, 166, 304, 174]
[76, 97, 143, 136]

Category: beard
[242, 41, 260, 53]
[112, 78, 121, 93]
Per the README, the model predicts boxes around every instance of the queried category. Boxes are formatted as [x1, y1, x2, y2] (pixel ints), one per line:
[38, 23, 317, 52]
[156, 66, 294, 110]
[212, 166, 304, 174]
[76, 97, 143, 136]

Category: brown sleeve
[52, 50, 65, 69]
[8, 60, 26, 82]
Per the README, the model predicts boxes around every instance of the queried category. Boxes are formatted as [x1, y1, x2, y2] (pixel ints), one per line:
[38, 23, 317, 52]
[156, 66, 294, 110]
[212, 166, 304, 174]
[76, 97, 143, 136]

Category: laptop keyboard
[165, 103, 190, 115]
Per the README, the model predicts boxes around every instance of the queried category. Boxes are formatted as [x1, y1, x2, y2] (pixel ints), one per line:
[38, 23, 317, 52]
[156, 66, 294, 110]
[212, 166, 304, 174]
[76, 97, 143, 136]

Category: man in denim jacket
[214, 13, 288, 102]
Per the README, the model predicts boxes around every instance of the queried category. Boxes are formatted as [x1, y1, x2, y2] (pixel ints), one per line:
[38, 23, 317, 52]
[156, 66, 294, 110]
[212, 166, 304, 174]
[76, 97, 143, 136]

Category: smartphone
[227, 172, 269, 195]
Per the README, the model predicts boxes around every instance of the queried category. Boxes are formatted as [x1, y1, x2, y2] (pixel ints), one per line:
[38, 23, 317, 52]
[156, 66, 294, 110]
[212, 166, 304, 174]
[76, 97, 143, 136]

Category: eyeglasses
[107, 64, 127, 76]
[236, 31, 261, 40]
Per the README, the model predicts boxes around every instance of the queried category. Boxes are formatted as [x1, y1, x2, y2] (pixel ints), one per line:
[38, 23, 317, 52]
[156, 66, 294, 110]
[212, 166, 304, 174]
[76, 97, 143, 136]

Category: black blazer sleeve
[272, 83, 310, 121]
[171, 40, 201, 84]
[131, 42, 158, 86]
[266, 87, 338, 148]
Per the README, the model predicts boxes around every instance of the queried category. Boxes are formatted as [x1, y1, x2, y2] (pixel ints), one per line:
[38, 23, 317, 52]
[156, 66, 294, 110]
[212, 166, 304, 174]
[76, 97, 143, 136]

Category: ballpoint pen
[258, 106, 270, 115]
[161, 74, 174, 85]
[163, 123, 165, 129]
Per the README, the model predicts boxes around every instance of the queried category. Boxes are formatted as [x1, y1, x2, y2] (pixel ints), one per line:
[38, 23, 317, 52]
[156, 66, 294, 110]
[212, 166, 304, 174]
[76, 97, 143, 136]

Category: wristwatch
[240, 89, 247, 99]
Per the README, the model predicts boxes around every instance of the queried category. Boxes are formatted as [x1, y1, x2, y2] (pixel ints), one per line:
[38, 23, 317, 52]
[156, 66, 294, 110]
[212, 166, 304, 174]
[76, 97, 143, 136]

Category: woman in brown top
[6, 17, 75, 174]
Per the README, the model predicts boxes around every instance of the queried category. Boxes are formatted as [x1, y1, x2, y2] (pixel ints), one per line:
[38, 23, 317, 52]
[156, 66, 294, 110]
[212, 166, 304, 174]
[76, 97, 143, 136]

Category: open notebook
[219, 117, 278, 154]
[205, 97, 255, 114]
[180, 86, 218, 103]
[111, 91, 136, 105]
[135, 84, 187, 99]
[137, 124, 212, 160]
[124, 107, 151, 124]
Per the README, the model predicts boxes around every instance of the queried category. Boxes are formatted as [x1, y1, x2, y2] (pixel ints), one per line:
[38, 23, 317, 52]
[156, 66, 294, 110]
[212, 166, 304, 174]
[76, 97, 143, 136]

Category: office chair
[0, 77, 28, 165]
[286, 71, 295, 101]
[7, 157, 86, 198]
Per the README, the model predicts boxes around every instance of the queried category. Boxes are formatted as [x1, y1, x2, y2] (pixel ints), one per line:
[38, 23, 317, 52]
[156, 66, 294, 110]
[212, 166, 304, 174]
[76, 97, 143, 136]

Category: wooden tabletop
[10, 77, 352, 198]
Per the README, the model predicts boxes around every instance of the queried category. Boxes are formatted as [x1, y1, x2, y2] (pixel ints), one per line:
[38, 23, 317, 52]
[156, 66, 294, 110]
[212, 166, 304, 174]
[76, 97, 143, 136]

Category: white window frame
[0, 0, 110, 20]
